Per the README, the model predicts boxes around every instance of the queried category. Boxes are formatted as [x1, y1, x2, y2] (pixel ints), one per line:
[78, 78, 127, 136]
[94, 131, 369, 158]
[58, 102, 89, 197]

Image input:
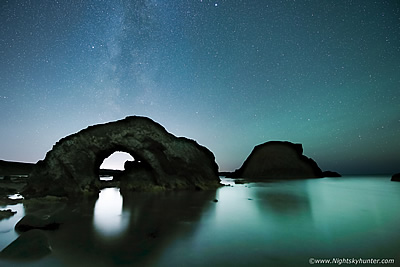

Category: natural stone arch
[24, 116, 221, 197]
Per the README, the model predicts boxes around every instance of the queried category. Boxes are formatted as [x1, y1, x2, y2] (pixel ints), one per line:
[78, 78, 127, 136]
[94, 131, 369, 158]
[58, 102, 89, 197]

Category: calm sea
[1, 176, 399, 266]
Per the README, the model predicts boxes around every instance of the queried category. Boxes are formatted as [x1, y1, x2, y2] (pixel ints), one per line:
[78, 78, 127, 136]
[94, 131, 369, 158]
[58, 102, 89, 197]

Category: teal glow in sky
[1, 0, 399, 174]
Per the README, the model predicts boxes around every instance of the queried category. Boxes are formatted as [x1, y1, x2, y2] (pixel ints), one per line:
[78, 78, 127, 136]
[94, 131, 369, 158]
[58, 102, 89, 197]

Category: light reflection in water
[93, 187, 130, 239]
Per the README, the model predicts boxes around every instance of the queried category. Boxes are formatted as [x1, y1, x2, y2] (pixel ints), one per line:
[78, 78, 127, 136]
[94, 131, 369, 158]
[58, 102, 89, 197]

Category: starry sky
[1, 0, 399, 175]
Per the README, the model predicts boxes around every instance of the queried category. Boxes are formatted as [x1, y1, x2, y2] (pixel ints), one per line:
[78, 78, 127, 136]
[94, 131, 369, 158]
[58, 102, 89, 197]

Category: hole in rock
[99, 152, 134, 181]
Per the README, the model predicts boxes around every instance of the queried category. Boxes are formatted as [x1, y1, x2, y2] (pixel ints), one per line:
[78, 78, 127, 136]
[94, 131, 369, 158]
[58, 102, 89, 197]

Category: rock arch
[24, 116, 221, 197]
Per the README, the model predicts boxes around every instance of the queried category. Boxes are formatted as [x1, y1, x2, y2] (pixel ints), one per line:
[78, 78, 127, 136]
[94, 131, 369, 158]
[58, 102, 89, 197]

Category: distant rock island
[228, 141, 329, 179]
[391, 173, 400, 182]
[322, 170, 341, 177]
[23, 116, 221, 197]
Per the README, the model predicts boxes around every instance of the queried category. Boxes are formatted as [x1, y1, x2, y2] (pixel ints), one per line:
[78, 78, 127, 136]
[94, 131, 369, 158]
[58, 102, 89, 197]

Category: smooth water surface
[0, 203, 25, 251]
[157, 176, 400, 266]
[1, 176, 399, 266]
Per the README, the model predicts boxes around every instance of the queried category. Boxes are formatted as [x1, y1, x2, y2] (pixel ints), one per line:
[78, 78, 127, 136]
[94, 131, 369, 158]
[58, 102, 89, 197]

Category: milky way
[1, 0, 399, 174]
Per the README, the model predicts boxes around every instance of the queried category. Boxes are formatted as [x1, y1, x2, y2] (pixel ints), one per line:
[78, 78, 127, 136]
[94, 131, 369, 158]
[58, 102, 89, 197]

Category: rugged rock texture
[322, 170, 342, 177]
[391, 173, 400, 182]
[0, 229, 51, 260]
[15, 214, 61, 232]
[229, 141, 323, 179]
[24, 116, 220, 197]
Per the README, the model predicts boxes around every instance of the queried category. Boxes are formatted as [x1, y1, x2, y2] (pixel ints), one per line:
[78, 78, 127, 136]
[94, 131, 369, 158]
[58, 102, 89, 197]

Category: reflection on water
[255, 185, 311, 215]
[0, 204, 25, 251]
[1, 176, 400, 266]
[157, 177, 400, 266]
[7, 194, 24, 200]
[43, 187, 217, 266]
[93, 188, 130, 239]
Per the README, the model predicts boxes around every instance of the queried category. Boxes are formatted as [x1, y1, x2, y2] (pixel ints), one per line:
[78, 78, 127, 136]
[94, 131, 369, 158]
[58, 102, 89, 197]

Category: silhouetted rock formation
[229, 141, 323, 179]
[322, 171, 341, 177]
[391, 173, 400, 182]
[24, 116, 220, 197]
[15, 214, 61, 232]
[0, 160, 34, 176]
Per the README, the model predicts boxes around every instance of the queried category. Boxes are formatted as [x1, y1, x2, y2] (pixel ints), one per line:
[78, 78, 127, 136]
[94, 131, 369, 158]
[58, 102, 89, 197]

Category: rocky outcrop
[0, 229, 51, 260]
[322, 171, 341, 177]
[391, 173, 400, 182]
[24, 116, 220, 197]
[229, 141, 323, 179]
[15, 214, 61, 232]
[0, 160, 34, 176]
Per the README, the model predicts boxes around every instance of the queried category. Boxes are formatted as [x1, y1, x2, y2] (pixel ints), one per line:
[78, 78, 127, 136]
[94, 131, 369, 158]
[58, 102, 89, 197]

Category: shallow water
[1, 176, 399, 266]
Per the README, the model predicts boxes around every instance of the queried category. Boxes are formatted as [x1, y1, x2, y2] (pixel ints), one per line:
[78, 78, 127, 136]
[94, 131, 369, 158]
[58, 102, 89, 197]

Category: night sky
[1, 0, 399, 174]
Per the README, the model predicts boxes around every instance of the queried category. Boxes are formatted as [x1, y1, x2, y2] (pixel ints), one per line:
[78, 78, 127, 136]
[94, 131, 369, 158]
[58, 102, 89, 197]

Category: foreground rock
[15, 214, 61, 232]
[0, 229, 51, 260]
[24, 116, 220, 197]
[229, 141, 323, 179]
[391, 173, 400, 182]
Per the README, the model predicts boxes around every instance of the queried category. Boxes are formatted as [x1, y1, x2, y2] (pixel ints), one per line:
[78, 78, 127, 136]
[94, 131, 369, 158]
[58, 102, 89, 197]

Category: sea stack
[322, 171, 342, 177]
[391, 173, 400, 182]
[24, 116, 221, 197]
[229, 141, 323, 179]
